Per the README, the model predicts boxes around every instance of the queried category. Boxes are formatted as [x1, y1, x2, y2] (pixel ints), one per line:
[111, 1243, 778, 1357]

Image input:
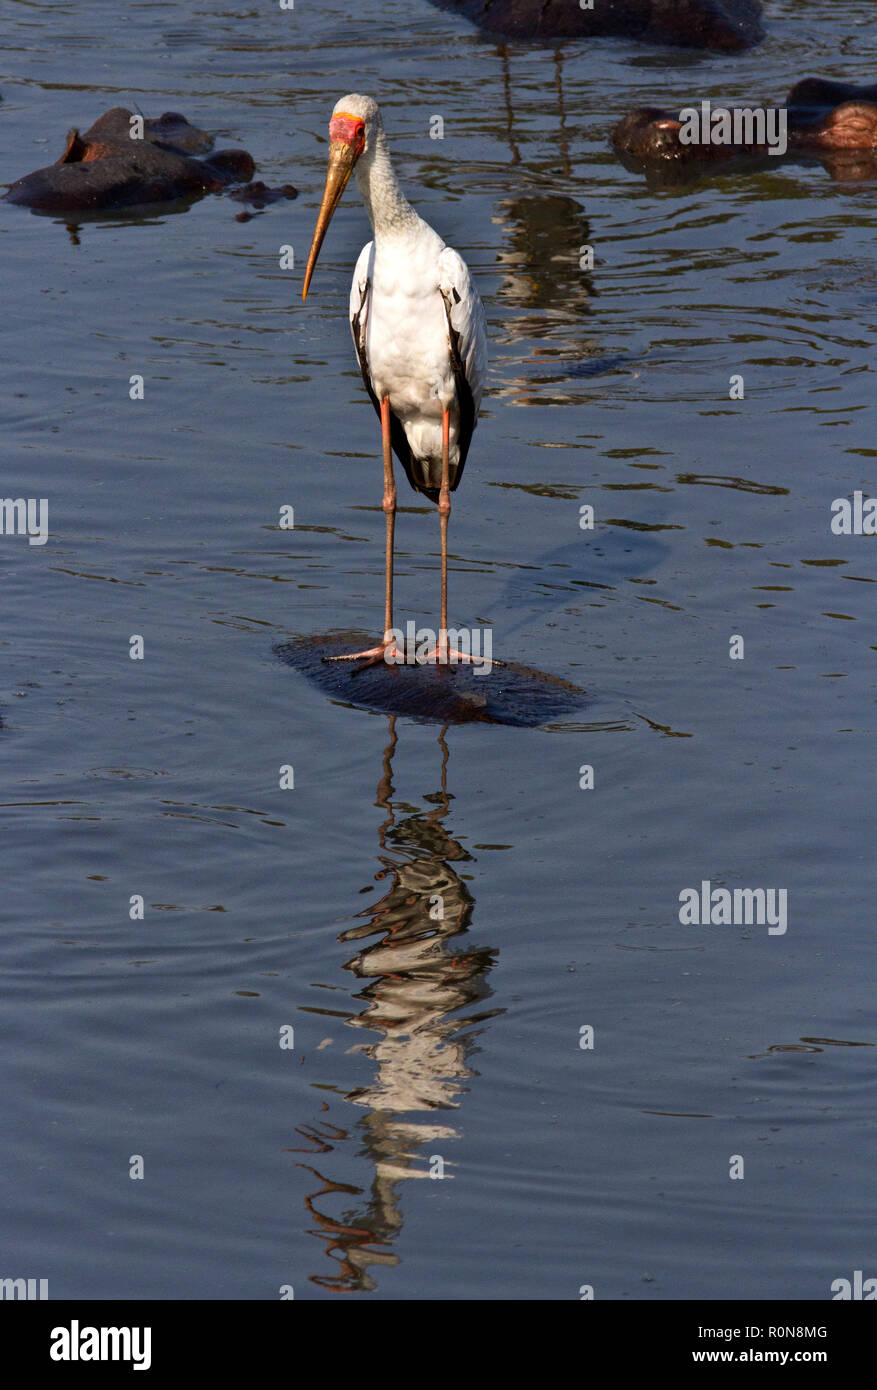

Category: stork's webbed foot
[417, 645, 500, 667]
[323, 639, 403, 670]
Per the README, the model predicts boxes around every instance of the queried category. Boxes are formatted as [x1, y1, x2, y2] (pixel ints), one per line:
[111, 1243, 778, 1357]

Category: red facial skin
[329, 113, 366, 154]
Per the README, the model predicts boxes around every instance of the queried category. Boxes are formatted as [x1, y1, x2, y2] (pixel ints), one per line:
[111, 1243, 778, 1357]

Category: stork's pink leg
[325, 396, 402, 665]
[439, 407, 450, 660]
[420, 408, 479, 665]
[382, 394, 396, 647]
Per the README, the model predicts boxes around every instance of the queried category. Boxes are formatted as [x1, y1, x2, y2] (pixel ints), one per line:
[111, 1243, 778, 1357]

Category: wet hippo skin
[429, 0, 764, 52]
[614, 79, 877, 160]
[4, 107, 257, 212]
[276, 635, 590, 727]
[784, 78, 877, 144]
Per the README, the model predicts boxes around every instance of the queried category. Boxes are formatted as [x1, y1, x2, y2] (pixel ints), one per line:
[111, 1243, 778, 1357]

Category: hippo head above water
[613, 79, 877, 185]
[785, 79, 877, 148]
[3, 107, 296, 215]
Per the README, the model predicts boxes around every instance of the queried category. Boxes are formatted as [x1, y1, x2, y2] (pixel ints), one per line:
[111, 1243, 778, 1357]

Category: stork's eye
[356, 122, 365, 138]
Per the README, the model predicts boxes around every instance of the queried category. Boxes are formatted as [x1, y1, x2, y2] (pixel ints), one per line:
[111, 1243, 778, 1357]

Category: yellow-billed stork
[302, 94, 488, 665]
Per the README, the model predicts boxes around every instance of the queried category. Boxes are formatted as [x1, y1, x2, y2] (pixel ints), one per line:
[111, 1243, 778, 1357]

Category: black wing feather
[440, 287, 477, 496]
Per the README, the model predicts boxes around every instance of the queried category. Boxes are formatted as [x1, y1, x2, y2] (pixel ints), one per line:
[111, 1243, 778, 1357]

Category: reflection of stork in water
[491, 46, 604, 404]
[291, 718, 502, 1292]
[497, 42, 572, 176]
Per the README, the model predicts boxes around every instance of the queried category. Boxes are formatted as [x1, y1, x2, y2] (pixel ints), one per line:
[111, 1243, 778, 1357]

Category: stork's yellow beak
[302, 140, 360, 301]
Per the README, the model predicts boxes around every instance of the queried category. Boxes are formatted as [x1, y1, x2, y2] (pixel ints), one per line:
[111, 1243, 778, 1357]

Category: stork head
[302, 94, 382, 301]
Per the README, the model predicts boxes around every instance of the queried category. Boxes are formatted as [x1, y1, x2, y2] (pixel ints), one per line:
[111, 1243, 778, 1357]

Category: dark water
[2, 0, 875, 1299]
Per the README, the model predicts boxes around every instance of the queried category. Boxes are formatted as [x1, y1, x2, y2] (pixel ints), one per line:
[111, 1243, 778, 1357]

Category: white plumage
[350, 233, 487, 496]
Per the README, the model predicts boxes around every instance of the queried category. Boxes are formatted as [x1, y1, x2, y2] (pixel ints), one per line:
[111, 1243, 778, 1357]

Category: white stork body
[351, 230, 487, 498]
[303, 93, 488, 663]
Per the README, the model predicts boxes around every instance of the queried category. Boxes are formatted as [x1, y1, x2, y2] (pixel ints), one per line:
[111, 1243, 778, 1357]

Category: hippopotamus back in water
[428, 0, 764, 51]
[613, 79, 877, 183]
[4, 107, 256, 212]
[276, 635, 590, 727]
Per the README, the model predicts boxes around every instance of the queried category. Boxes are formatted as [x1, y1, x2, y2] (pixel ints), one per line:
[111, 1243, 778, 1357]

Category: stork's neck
[356, 130, 420, 239]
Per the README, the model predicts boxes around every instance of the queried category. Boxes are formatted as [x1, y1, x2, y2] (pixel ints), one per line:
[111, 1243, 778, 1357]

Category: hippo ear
[202, 150, 256, 185]
[59, 129, 88, 163]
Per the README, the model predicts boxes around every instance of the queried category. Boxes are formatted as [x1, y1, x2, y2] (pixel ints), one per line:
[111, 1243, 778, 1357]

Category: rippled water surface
[2, 0, 876, 1298]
